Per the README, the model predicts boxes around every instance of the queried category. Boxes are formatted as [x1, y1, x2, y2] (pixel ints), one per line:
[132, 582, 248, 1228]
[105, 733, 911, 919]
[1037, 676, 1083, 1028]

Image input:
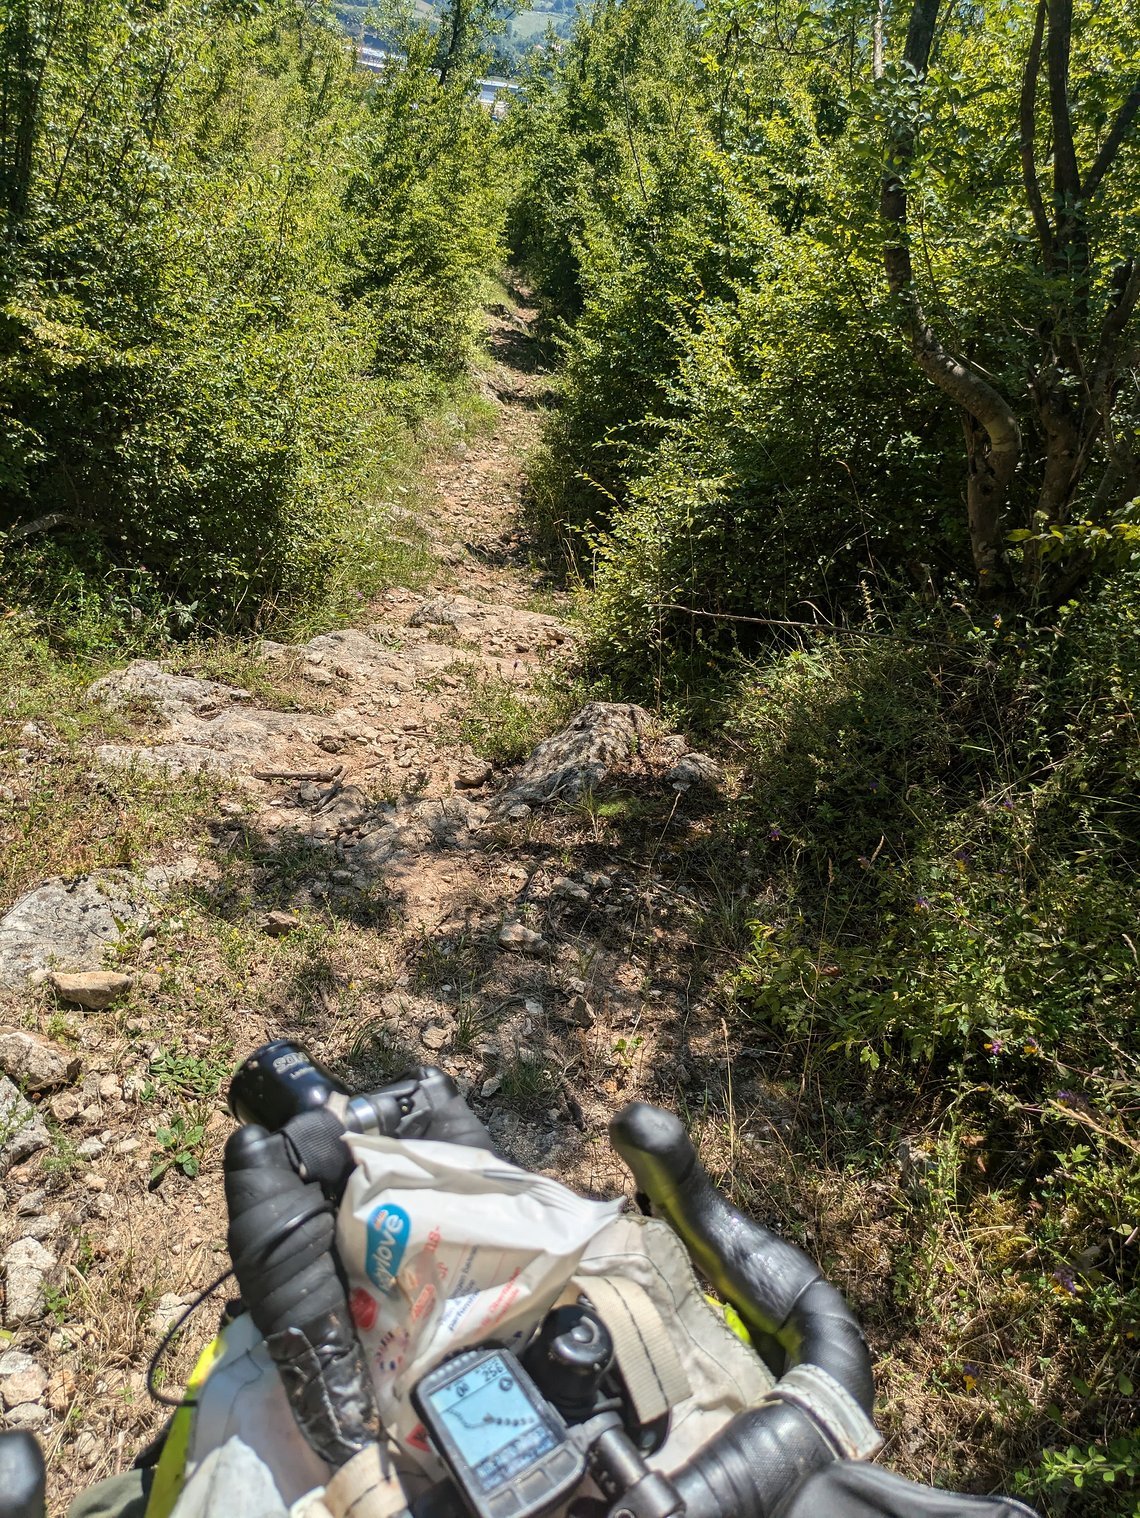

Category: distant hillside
[335, 0, 577, 73]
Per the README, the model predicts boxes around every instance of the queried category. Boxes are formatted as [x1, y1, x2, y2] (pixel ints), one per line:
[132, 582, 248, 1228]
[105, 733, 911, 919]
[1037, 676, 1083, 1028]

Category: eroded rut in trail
[0, 290, 741, 1511]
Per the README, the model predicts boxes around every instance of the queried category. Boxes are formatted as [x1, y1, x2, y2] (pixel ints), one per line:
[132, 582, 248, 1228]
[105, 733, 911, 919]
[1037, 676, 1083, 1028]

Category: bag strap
[571, 1273, 690, 1424]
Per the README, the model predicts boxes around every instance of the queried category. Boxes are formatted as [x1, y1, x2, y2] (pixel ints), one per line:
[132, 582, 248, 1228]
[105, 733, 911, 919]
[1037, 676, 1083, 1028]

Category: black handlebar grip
[673, 1400, 836, 1518]
[609, 1103, 874, 1414]
[224, 1123, 381, 1468]
[0, 1431, 46, 1518]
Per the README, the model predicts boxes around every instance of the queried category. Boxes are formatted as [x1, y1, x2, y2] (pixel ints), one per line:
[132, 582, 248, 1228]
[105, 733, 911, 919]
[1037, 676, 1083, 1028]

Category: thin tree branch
[1019, 0, 1053, 263]
[1083, 81, 1140, 203]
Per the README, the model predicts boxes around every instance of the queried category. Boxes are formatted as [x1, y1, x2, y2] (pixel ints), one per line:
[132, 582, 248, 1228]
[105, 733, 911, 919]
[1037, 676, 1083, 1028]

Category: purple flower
[768, 825, 782, 842]
[913, 894, 930, 912]
[1023, 1036, 1041, 1055]
[1051, 1268, 1077, 1297]
[984, 1036, 1004, 1055]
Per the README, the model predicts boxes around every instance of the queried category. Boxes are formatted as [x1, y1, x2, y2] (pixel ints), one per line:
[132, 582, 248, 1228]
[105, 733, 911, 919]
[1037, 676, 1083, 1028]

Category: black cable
[145, 1266, 235, 1409]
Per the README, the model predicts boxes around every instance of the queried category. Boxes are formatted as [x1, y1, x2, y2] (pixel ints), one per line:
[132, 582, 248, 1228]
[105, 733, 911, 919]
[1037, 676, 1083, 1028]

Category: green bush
[0, 0, 505, 634]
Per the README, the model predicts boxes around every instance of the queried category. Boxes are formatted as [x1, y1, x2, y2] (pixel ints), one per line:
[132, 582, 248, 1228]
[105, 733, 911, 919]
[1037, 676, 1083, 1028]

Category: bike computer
[413, 1347, 588, 1518]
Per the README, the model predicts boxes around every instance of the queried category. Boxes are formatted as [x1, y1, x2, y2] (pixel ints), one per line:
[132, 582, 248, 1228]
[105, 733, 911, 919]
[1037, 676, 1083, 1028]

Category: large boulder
[87, 661, 249, 719]
[0, 862, 194, 989]
[492, 703, 654, 815]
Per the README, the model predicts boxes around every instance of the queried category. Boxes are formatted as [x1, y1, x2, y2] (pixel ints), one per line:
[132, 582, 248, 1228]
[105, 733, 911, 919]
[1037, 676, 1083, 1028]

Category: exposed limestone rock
[88, 661, 249, 719]
[492, 703, 654, 815]
[666, 752, 722, 791]
[0, 863, 194, 989]
[95, 705, 323, 777]
[0, 1357, 47, 1411]
[0, 1076, 50, 1176]
[0, 1029, 81, 1091]
[456, 759, 493, 788]
[407, 593, 571, 649]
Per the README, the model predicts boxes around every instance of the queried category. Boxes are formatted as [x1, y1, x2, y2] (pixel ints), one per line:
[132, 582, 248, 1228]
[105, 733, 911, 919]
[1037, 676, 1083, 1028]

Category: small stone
[561, 995, 595, 1030]
[2, 1402, 49, 1430]
[135, 972, 161, 992]
[115, 1137, 141, 1155]
[523, 998, 544, 1018]
[218, 801, 243, 817]
[152, 1292, 192, 1335]
[506, 804, 532, 822]
[497, 923, 547, 955]
[0, 1350, 36, 1377]
[0, 1029, 81, 1093]
[581, 872, 612, 891]
[50, 970, 133, 1011]
[97, 1074, 121, 1101]
[552, 877, 590, 904]
[14, 1189, 46, 1216]
[317, 734, 345, 754]
[456, 761, 493, 789]
[666, 752, 721, 792]
[0, 1076, 49, 1176]
[0, 1361, 47, 1410]
[3, 1236, 55, 1324]
[305, 667, 334, 686]
[19, 1213, 60, 1242]
[422, 1025, 449, 1052]
[76, 1430, 101, 1468]
[47, 1364, 76, 1413]
[76, 1136, 106, 1159]
[264, 910, 301, 937]
[84, 1173, 106, 1192]
[480, 1076, 502, 1099]
[49, 1091, 82, 1124]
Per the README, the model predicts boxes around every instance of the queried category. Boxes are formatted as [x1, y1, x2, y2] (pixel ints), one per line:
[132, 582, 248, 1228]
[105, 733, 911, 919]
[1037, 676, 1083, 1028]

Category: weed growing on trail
[143, 1048, 232, 1104]
[149, 1114, 207, 1185]
[500, 1051, 560, 1116]
[447, 666, 583, 766]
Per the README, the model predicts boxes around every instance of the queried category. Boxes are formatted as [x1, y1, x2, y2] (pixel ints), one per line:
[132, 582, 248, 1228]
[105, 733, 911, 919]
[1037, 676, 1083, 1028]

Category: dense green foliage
[510, 0, 1140, 638]
[509, 0, 1139, 1509]
[0, 0, 505, 634]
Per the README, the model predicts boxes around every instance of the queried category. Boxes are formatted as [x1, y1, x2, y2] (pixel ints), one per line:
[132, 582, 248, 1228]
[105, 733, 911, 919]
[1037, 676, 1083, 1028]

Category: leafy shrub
[0, 0, 504, 634]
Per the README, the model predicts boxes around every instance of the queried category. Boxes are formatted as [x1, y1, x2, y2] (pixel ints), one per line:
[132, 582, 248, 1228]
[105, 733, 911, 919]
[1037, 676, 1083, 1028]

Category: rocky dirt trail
[0, 288, 739, 1511]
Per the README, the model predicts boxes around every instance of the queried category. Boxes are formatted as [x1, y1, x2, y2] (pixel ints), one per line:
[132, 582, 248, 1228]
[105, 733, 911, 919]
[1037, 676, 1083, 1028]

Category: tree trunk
[882, 0, 1021, 591]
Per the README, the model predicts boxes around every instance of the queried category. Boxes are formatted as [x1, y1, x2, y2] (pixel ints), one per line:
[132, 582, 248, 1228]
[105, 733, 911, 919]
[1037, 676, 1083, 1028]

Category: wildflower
[984, 1035, 1004, 1055]
[993, 614, 1002, 629]
[962, 1362, 980, 1393]
[1050, 1267, 1077, 1297]
[857, 856, 871, 869]
[1023, 1036, 1041, 1055]
[768, 825, 782, 842]
[913, 894, 930, 912]
[999, 798, 1014, 812]
[1055, 1089, 1093, 1114]
[868, 781, 880, 794]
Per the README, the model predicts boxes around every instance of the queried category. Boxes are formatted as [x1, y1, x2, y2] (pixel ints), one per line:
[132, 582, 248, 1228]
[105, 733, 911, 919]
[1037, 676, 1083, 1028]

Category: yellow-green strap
[145, 1335, 226, 1518]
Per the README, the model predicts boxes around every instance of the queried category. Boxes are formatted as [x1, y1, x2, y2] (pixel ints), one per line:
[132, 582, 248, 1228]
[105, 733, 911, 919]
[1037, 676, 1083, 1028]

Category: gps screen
[426, 1352, 558, 1493]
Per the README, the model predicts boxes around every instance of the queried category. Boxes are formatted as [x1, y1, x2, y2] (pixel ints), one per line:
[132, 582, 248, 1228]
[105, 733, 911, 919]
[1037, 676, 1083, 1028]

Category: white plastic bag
[337, 1133, 622, 1467]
